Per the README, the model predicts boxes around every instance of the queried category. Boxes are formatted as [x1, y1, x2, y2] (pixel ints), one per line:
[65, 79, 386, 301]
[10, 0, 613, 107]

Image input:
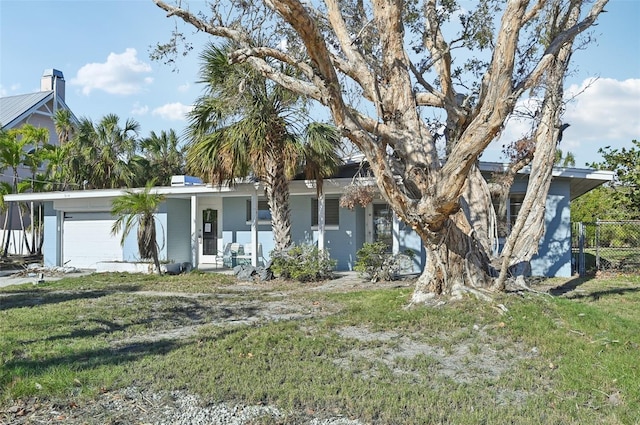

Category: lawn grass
[1, 272, 639, 424]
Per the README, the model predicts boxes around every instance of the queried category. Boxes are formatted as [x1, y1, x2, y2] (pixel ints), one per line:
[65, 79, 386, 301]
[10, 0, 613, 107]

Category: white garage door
[63, 212, 122, 269]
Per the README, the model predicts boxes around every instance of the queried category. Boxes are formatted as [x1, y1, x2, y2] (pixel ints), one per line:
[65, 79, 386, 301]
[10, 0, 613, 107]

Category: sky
[1, 0, 639, 168]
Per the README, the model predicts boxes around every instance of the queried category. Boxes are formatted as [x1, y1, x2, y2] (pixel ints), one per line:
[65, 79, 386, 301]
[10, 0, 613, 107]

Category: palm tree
[0, 125, 49, 255]
[92, 114, 140, 188]
[110, 182, 166, 275]
[21, 125, 49, 253]
[66, 114, 141, 189]
[0, 181, 13, 256]
[41, 143, 72, 191]
[299, 122, 343, 196]
[187, 42, 342, 252]
[555, 149, 576, 167]
[141, 129, 185, 186]
[53, 109, 75, 145]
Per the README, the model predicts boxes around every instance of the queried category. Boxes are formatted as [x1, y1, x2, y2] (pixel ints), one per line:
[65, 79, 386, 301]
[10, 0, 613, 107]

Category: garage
[62, 212, 123, 269]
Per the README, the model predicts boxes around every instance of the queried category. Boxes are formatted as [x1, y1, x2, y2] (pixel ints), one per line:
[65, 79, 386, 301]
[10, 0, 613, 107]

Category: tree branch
[515, 0, 609, 95]
[153, 0, 248, 43]
[324, 0, 377, 99]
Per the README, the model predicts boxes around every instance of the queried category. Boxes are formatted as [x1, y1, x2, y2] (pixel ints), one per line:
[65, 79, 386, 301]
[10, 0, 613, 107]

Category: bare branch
[523, 0, 546, 24]
[153, 0, 248, 43]
[324, 0, 377, 98]
[515, 0, 609, 94]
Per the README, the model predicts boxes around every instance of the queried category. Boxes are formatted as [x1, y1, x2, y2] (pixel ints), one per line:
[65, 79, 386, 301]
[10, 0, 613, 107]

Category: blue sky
[1, 0, 639, 167]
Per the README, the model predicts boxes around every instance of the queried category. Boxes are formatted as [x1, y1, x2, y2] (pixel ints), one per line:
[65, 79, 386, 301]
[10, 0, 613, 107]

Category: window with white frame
[311, 197, 340, 228]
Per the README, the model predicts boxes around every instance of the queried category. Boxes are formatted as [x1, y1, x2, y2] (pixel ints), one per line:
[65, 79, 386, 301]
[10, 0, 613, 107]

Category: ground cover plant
[1, 272, 639, 424]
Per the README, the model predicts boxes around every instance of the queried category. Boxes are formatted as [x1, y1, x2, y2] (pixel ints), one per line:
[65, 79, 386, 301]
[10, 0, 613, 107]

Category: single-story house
[5, 162, 613, 277]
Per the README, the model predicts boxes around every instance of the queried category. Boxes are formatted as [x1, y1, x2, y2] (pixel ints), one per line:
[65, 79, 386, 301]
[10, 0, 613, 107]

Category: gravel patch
[3, 388, 367, 425]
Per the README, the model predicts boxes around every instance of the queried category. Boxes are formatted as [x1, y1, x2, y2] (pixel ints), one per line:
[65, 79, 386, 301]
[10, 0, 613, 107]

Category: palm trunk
[264, 155, 292, 252]
[30, 201, 36, 255]
[152, 248, 162, 275]
[18, 205, 32, 255]
[37, 203, 44, 255]
[1, 208, 10, 257]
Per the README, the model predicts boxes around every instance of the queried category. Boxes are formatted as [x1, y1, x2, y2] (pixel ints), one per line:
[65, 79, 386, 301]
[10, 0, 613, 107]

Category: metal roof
[0, 91, 53, 129]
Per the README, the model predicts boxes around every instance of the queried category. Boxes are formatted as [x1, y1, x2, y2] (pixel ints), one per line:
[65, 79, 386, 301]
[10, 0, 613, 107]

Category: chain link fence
[572, 220, 640, 275]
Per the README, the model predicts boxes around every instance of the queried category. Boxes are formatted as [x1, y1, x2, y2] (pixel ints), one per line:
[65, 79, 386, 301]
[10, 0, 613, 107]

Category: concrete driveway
[0, 268, 94, 288]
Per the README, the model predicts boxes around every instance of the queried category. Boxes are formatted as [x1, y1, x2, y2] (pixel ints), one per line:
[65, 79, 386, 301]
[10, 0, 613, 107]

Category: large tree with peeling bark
[153, 0, 607, 302]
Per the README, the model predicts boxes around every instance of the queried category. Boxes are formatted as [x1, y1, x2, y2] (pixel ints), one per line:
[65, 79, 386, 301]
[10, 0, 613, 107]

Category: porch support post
[392, 210, 400, 255]
[251, 186, 259, 267]
[317, 191, 325, 251]
[57, 210, 63, 267]
[365, 204, 374, 243]
[191, 195, 198, 268]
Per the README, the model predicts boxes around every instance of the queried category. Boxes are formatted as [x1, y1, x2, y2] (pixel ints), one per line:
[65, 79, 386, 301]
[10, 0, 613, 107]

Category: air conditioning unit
[171, 175, 204, 186]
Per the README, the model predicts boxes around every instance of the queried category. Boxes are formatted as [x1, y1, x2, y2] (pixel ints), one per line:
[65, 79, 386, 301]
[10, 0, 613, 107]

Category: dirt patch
[334, 325, 538, 384]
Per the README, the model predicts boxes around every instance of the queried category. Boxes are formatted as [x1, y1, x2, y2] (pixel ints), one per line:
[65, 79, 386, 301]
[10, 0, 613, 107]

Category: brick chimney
[40, 69, 65, 102]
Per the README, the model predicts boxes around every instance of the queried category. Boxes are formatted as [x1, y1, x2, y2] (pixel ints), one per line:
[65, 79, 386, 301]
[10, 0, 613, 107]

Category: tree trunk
[152, 249, 162, 275]
[494, 0, 581, 290]
[18, 204, 32, 255]
[410, 209, 495, 304]
[264, 155, 292, 252]
[1, 208, 10, 258]
[138, 216, 163, 275]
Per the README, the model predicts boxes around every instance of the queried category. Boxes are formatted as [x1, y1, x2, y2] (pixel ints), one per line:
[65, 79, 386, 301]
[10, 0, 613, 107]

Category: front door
[372, 203, 393, 252]
[200, 209, 218, 263]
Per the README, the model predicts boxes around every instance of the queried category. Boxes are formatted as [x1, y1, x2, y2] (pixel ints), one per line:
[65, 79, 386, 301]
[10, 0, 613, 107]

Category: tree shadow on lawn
[564, 285, 640, 301]
[547, 274, 640, 300]
[3, 315, 257, 389]
[547, 276, 594, 296]
[3, 338, 182, 383]
[26, 300, 260, 344]
[0, 285, 143, 311]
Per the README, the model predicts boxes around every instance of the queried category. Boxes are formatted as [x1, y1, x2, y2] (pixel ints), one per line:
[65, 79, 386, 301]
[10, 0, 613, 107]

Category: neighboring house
[0, 69, 77, 254]
[0, 69, 74, 144]
[4, 162, 613, 277]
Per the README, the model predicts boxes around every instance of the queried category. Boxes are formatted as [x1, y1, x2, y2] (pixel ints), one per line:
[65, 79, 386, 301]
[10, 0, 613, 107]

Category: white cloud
[151, 102, 193, 121]
[487, 78, 640, 166]
[177, 82, 190, 93]
[0, 83, 21, 97]
[564, 78, 640, 145]
[131, 102, 149, 116]
[71, 48, 153, 95]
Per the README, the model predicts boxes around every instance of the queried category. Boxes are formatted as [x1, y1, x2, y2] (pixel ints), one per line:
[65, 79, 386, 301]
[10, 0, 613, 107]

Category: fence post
[595, 219, 600, 271]
[578, 222, 585, 276]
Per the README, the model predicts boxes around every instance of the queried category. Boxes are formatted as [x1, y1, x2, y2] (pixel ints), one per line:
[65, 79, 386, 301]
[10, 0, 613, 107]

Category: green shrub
[355, 242, 415, 282]
[269, 243, 336, 282]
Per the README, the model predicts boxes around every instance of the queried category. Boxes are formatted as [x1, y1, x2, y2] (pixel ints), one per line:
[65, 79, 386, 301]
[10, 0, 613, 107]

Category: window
[312, 198, 340, 227]
[492, 194, 525, 238]
[509, 194, 525, 231]
[492, 193, 524, 238]
[373, 203, 393, 252]
[246, 199, 271, 223]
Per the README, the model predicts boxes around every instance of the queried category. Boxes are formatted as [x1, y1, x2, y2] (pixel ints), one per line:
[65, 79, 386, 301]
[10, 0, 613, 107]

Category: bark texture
[494, 0, 584, 290]
[264, 154, 292, 252]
